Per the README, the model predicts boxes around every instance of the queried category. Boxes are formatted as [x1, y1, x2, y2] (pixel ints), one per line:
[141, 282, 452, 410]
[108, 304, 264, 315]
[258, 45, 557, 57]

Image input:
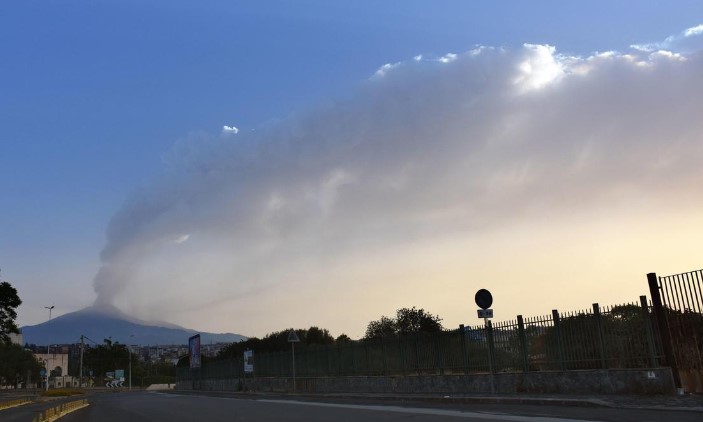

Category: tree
[0, 343, 41, 388]
[395, 307, 443, 334]
[83, 339, 131, 381]
[216, 326, 337, 359]
[365, 316, 397, 338]
[304, 326, 334, 346]
[365, 307, 443, 338]
[335, 334, 352, 344]
[0, 271, 22, 345]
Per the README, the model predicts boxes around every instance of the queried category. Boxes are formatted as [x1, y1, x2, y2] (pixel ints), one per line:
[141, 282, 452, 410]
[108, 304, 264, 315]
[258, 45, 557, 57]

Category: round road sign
[475, 289, 493, 310]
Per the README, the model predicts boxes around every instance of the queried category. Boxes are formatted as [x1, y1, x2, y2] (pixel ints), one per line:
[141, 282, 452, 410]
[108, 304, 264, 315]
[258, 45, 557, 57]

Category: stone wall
[177, 368, 675, 395]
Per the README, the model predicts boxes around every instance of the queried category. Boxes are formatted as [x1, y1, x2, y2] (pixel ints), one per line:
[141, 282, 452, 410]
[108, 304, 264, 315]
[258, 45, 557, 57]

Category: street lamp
[45, 305, 55, 321]
[129, 334, 135, 390]
[44, 306, 54, 391]
[45, 344, 53, 391]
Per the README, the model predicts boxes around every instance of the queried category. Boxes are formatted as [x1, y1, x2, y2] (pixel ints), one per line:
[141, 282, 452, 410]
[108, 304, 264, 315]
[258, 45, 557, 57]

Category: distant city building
[33, 352, 69, 378]
[32, 351, 81, 388]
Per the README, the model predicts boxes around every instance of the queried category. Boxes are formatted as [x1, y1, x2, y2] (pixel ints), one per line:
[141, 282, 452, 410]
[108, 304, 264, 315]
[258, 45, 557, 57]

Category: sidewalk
[310, 392, 703, 412]
[172, 389, 703, 412]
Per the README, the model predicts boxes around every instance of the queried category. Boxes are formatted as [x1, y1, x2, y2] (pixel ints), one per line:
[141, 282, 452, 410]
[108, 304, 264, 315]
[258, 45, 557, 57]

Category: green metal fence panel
[178, 298, 667, 383]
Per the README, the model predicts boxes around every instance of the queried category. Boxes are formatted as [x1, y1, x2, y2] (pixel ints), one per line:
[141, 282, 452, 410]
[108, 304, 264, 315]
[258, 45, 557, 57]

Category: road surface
[2, 391, 699, 421]
[56, 391, 700, 422]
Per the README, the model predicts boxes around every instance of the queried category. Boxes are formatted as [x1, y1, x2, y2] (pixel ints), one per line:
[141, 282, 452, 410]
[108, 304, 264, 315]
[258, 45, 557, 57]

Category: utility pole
[79, 335, 84, 388]
[46, 345, 50, 391]
[44, 306, 54, 392]
[129, 334, 134, 390]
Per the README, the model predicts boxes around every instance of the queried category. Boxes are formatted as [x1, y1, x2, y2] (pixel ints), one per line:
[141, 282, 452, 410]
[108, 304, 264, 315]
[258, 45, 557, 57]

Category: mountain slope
[21, 306, 247, 345]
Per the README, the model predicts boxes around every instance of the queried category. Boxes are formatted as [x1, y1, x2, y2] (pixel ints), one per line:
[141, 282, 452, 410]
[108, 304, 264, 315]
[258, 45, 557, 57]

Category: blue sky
[2, 1, 703, 338]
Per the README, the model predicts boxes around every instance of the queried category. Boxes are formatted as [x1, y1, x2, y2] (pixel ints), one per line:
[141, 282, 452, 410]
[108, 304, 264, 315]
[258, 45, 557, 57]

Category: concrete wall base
[177, 368, 675, 395]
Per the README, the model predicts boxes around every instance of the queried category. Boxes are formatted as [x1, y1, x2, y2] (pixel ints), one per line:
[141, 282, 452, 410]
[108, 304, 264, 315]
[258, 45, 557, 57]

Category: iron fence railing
[179, 295, 667, 382]
[649, 269, 703, 373]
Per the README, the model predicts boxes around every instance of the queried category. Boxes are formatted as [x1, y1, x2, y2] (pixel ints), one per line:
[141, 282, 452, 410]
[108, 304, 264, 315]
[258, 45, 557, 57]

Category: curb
[167, 389, 703, 412]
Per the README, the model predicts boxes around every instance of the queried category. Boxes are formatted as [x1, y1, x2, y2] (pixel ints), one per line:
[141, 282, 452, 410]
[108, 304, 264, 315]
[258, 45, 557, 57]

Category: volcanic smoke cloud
[93, 28, 703, 319]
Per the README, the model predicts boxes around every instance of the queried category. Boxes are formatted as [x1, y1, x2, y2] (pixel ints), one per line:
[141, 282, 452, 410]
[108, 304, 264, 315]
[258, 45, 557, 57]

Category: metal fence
[656, 270, 703, 370]
[179, 295, 665, 382]
[648, 269, 703, 392]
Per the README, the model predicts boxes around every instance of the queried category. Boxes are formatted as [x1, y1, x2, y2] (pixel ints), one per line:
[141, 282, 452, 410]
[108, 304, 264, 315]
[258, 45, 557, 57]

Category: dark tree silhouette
[365, 307, 443, 338]
[0, 271, 22, 344]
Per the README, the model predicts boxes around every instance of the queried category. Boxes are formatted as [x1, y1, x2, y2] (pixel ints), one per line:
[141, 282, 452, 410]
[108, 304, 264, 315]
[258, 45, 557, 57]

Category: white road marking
[257, 399, 604, 422]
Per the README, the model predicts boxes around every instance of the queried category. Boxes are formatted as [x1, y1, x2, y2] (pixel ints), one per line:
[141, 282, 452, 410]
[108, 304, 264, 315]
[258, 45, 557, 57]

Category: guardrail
[32, 399, 89, 422]
[0, 396, 33, 410]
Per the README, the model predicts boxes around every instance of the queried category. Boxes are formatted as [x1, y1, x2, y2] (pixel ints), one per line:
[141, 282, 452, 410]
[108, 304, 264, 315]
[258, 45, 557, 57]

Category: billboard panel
[243, 350, 254, 374]
[189, 334, 201, 369]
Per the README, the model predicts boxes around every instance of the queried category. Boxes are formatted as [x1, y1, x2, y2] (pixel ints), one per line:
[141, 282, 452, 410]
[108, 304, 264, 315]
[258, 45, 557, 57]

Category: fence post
[351, 342, 357, 375]
[337, 345, 342, 376]
[415, 334, 421, 375]
[517, 315, 529, 372]
[552, 310, 566, 370]
[380, 337, 387, 375]
[639, 295, 658, 368]
[592, 303, 607, 369]
[460, 324, 469, 375]
[364, 340, 370, 375]
[398, 337, 405, 375]
[436, 333, 444, 375]
[647, 272, 682, 389]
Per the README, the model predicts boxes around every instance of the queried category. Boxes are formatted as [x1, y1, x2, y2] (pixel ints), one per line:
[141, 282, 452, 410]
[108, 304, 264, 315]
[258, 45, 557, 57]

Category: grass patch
[42, 388, 84, 397]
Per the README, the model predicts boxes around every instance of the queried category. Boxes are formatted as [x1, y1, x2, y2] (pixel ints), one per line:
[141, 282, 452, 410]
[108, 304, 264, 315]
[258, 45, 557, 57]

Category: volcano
[20, 305, 247, 346]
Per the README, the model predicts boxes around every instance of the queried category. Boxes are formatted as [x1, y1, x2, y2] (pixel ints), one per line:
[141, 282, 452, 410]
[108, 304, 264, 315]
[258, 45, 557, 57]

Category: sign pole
[292, 342, 296, 393]
[287, 329, 300, 394]
[475, 288, 495, 394]
[485, 317, 495, 394]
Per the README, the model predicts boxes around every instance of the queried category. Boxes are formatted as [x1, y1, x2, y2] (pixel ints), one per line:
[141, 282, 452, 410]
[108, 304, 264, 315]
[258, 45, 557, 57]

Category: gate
[648, 270, 703, 393]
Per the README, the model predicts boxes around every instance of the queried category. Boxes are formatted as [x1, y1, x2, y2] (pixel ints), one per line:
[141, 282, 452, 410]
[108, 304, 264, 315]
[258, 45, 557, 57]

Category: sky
[1, 1, 702, 339]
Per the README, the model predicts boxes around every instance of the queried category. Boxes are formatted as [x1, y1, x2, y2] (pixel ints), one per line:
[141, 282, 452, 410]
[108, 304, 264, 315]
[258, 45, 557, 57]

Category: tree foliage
[0, 343, 41, 388]
[216, 326, 336, 359]
[365, 307, 443, 338]
[83, 339, 133, 380]
[365, 316, 397, 338]
[0, 271, 22, 344]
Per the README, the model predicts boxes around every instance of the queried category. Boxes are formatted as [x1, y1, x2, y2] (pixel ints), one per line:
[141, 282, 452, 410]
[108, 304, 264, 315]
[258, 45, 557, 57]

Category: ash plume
[93, 30, 703, 324]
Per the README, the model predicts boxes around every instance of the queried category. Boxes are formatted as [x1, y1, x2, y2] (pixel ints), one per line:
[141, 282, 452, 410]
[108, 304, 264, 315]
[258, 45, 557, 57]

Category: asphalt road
[35, 391, 699, 422]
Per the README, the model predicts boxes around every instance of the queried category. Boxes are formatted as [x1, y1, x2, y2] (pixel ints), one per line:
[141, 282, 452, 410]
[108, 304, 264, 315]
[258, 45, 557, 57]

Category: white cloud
[373, 62, 401, 78]
[649, 50, 686, 62]
[631, 23, 703, 53]
[222, 125, 239, 134]
[513, 44, 564, 91]
[174, 234, 190, 244]
[439, 53, 457, 63]
[684, 24, 703, 37]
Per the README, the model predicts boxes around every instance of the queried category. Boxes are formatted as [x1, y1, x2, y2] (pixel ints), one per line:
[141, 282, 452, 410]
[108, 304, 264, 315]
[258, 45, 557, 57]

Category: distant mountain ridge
[21, 305, 247, 346]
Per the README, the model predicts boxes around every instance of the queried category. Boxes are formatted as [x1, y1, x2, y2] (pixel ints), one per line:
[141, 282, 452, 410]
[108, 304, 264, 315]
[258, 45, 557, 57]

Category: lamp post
[44, 306, 54, 391]
[45, 344, 51, 391]
[129, 334, 135, 390]
[45, 305, 54, 321]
